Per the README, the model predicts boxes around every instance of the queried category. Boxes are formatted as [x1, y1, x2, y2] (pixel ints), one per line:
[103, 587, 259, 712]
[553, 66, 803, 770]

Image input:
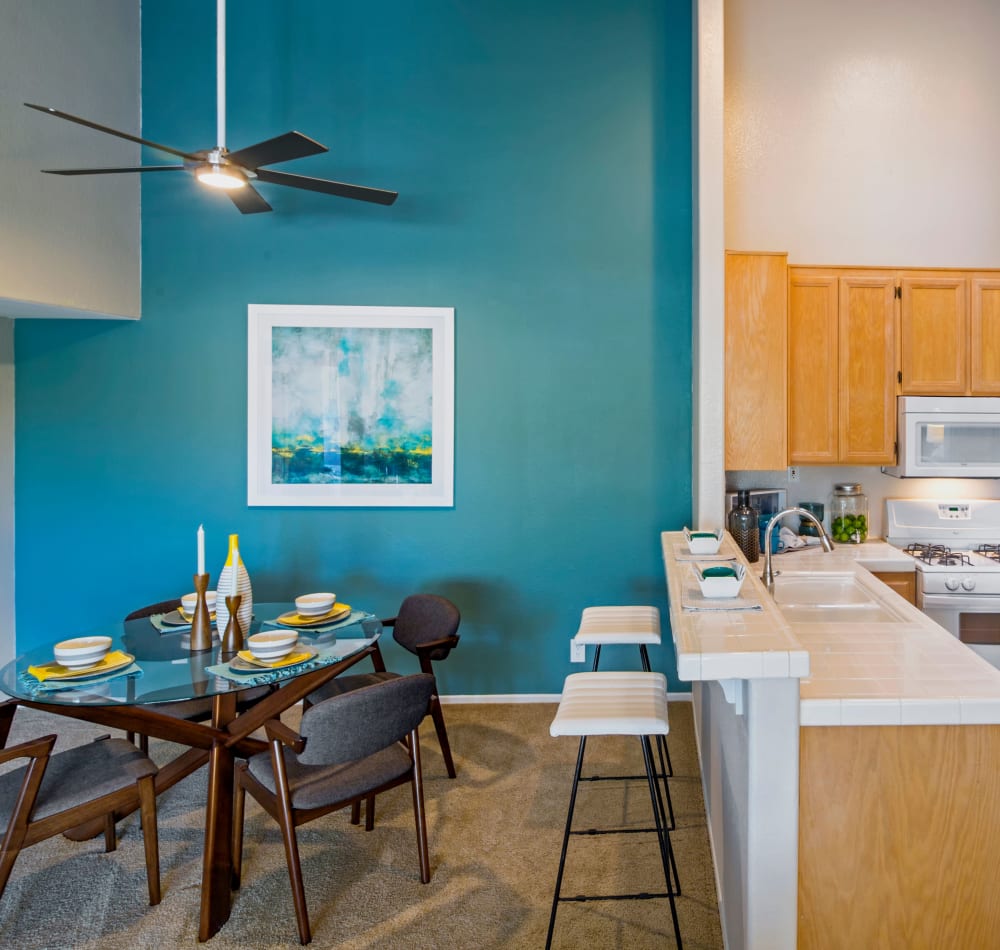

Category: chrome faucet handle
[761, 506, 835, 591]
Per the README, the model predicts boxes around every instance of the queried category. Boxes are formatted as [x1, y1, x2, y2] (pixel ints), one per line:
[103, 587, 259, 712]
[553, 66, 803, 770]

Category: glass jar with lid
[829, 483, 869, 543]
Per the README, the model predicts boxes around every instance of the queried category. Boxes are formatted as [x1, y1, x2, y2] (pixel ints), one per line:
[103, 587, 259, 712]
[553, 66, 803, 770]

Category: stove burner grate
[903, 543, 972, 567]
[976, 544, 1000, 563]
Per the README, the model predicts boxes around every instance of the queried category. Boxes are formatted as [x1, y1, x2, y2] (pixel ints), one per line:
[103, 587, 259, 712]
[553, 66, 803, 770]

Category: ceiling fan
[24, 0, 397, 214]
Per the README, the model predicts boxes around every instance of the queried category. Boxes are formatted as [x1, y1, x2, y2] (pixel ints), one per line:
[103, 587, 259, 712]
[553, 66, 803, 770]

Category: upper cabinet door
[725, 252, 788, 470]
[971, 277, 1000, 395]
[838, 274, 897, 465]
[899, 274, 968, 394]
[788, 270, 839, 464]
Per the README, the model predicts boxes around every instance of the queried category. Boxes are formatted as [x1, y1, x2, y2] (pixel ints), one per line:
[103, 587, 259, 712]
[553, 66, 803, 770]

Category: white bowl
[248, 631, 299, 661]
[295, 592, 336, 617]
[54, 636, 112, 669]
[695, 562, 747, 599]
[684, 527, 723, 555]
[181, 590, 218, 615]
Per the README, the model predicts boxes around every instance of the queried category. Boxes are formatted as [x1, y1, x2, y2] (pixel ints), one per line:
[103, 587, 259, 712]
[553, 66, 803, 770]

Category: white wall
[693, 0, 727, 529]
[725, 0, 1000, 267]
[0, 0, 140, 320]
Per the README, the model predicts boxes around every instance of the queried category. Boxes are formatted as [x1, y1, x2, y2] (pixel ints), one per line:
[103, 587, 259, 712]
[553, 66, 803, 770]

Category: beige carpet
[0, 701, 723, 949]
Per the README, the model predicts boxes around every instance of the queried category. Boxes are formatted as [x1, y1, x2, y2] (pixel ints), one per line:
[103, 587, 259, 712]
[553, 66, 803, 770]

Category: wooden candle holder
[221, 594, 244, 655]
[190, 572, 214, 652]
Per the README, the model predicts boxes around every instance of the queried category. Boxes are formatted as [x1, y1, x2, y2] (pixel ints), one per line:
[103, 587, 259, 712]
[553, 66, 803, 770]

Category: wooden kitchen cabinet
[899, 271, 1000, 395]
[788, 268, 896, 465]
[725, 252, 788, 469]
[971, 276, 1000, 394]
[872, 571, 916, 605]
[788, 271, 838, 463]
[898, 272, 968, 395]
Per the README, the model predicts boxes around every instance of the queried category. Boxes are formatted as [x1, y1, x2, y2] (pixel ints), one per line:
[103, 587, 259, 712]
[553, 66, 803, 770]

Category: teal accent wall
[14, 0, 692, 693]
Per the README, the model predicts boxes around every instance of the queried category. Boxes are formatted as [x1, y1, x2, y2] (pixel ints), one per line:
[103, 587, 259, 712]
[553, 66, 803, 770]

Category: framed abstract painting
[247, 304, 454, 507]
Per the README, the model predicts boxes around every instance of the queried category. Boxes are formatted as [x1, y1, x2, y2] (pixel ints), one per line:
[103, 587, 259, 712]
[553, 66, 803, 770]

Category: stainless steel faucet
[761, 506, 835, 590]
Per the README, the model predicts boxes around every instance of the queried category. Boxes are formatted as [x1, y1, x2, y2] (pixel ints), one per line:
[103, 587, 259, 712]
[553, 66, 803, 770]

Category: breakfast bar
[662, 531, 1000, 950]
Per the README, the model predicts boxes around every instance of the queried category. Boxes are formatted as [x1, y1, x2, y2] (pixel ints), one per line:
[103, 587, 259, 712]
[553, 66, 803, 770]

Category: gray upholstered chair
[232, 673, 436, 945]
[304, 594, 461, 779]
[0, 700, 161, 906]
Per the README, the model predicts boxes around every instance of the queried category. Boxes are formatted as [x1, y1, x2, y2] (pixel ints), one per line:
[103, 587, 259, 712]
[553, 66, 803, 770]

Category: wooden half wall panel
[799, 724, 1000, 949]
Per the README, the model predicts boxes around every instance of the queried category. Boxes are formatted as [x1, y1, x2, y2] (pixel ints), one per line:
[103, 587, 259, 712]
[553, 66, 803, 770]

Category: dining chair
[304, 594, 461, 780]
[232, 673, 436, 945]
[0, 700, 161, 906]
[123, 599, 272, 752]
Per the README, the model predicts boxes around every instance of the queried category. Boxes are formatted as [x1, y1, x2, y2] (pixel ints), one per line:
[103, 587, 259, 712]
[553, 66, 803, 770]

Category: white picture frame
[247, 304, 454, 507]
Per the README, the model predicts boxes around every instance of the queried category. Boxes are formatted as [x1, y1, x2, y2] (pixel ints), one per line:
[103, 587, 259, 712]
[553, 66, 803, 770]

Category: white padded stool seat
[573, 606, 661, 646]
[550, 672, 669, 738]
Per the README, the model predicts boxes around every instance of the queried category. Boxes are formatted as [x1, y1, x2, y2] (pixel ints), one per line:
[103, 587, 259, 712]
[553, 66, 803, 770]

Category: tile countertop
[661, 531, 1000, 727]
[769, 537, 915, 572]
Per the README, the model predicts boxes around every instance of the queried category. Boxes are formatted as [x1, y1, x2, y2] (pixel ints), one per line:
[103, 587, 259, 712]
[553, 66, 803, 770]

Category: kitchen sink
[769, 571, 907, 623]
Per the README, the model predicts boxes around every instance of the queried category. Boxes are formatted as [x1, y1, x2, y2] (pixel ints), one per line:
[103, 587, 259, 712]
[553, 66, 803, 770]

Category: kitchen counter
[661, 530, 1000, 725]
[662, 529, 1000, 950]
[770, 536, 914, 572]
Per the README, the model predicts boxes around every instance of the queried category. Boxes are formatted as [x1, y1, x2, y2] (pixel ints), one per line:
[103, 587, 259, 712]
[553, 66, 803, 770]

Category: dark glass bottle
[728, 490, 760, 563]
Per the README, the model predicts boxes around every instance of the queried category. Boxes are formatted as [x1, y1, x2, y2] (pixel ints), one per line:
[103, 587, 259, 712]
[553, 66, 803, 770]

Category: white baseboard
[439, 692, 693, 704]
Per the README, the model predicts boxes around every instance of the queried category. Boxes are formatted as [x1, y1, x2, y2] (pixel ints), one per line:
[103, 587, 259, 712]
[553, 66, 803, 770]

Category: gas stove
[885, 498, 1000, 668]
[886, 499, 1000, 593]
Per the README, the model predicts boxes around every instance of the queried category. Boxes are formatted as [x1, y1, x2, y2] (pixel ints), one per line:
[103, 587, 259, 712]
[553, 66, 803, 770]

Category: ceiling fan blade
[41, 165, 186, 175]
[254, 167, 398, 205]
[226, 131, 328, 170]
[25, 103, 202, 162]
[227, 183, 273, 214]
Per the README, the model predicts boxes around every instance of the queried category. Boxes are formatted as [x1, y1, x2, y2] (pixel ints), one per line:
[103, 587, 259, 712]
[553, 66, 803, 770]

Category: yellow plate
[230, 646, 318, 672]
[274, 603, 352, 627]
[178, 608, 216, 623]
[29, 651, 135, 683]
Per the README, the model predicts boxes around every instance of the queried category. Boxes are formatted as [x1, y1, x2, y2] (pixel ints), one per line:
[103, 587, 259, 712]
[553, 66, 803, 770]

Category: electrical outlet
[570, 639, 586, 663]
[788, 466, 800, 483]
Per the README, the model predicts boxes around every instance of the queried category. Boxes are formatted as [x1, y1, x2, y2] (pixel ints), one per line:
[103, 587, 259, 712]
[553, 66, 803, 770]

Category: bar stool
[546, 671, 682, 949]
[573, 606, 675, 824]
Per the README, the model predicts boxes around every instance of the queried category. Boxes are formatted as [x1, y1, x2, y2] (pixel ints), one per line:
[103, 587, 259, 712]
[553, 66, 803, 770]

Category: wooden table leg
[198, 693, 238, 941]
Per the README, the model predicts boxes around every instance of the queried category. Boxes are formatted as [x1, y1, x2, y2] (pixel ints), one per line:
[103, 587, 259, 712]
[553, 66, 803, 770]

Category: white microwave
[883, 396, 1000, 478]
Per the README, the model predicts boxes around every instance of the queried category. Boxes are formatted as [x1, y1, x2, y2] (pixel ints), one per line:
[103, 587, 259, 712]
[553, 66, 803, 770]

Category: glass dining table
[0, 602, 382, 942]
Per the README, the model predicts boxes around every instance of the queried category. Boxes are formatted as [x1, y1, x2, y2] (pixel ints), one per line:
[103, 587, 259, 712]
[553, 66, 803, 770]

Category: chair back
[297, 673, 435, 766]
[124, 599, 182, 621]
[392, 594, 461, 660]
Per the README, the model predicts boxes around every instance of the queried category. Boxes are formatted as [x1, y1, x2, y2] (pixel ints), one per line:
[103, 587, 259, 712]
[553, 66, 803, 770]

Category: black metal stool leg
[546, 736, 588, 950]
[641, 736, 683, 947]
[641, 644, 674, 778]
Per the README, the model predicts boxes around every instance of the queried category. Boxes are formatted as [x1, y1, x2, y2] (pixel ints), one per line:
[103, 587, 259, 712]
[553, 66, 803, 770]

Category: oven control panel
[937, 504, 971, 520]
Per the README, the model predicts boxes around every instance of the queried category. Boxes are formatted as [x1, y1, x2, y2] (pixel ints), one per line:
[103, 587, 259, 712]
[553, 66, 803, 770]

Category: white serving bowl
[54, 636, 113, 669]
[181, 590, 218, 615]
[295, 592, 336, 617]
[695, 562, 747, 599]
[248, 631, 299, 661]
[684, 527, 723, 555]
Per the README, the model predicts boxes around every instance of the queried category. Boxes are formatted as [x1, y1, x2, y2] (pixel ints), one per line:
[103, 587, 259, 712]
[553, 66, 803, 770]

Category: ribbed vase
[215, 533, 253, 634]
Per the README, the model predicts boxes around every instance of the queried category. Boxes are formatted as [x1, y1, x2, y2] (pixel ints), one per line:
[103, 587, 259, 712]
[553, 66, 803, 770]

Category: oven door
[919, 591, 1000, 668]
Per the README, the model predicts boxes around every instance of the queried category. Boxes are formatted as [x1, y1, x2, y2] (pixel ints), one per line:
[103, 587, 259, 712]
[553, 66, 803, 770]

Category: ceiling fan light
[196, 163, 246, 190]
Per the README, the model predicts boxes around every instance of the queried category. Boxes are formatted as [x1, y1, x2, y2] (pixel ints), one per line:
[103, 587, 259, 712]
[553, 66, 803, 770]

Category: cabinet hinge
[898, 370, 902, 384]
[894, 286, 902, 299]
